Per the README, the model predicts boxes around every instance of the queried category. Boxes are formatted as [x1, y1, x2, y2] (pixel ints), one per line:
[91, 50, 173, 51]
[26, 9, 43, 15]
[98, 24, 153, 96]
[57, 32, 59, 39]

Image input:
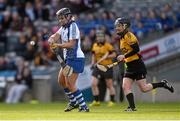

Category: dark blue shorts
[66, 58, 85, 73]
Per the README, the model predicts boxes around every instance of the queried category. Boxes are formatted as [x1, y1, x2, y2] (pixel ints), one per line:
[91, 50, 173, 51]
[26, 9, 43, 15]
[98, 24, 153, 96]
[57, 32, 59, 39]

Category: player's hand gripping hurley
[96, 54, 124, 72]
[97, 54, 124, 72]
[52, 48, 73, 77]
[91, 52, 108, 70]
[48, 32, 74, 77]
[96, 61, 121, 72]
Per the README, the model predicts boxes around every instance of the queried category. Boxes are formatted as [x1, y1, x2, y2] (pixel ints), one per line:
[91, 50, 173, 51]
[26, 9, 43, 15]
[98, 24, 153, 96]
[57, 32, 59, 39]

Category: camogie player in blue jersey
[48, 8, 89, 112]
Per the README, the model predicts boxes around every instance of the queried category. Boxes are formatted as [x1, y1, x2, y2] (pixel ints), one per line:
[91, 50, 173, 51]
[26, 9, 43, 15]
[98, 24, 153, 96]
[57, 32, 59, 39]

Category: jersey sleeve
[69, 23, 80, 40]
[126, 32, 138, 45]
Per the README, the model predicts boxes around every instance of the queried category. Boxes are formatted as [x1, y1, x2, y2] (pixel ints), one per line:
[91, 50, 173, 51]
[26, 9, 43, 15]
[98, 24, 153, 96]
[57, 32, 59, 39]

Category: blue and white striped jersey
[57, 22, 85, 59]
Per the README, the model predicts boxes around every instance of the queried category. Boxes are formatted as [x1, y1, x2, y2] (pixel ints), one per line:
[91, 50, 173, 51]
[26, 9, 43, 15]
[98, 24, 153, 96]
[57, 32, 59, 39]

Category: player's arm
[106, 44, 117, 59]
[91, 52, 96, 65]
[117, 43, 139, 62]
[49, 33, 76, 49]
[56, 39, 76, 48]
[90, 51, 97, 70]
[124, 32, 140, 58]
[48, 32, 61, 51]
[124, 43, 139, 58]
[106, 50, 116, 59]
[54, 23, 78, 49]
[48, 32, 60, 44]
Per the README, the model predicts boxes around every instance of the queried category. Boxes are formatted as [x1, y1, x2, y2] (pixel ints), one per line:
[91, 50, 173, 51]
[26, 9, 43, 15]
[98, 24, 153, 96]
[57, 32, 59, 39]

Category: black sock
[110, 95, 115, 102]
[126, 93, 135, 109]
[152, 82, 164, 89]
[94, 95, 99, 101]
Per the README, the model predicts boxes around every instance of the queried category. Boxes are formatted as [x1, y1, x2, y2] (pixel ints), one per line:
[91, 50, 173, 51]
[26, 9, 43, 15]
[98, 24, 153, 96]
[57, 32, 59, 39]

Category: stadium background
[0, 0, 180, 104]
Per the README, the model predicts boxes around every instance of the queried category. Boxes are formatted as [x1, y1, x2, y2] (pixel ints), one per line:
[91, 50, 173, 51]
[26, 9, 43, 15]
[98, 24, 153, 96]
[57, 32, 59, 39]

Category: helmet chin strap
[62, 16, 74, 28]
[117, 28, 128, 37]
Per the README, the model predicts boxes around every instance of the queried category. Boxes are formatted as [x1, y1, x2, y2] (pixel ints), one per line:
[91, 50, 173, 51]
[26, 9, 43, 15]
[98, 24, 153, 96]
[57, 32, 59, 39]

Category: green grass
[0, 102, 180, 120]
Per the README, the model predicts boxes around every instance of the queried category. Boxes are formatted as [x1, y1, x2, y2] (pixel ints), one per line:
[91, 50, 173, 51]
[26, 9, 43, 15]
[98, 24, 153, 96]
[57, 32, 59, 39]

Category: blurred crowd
[0, 0, 179, 103]
[0, 0, 179, 71]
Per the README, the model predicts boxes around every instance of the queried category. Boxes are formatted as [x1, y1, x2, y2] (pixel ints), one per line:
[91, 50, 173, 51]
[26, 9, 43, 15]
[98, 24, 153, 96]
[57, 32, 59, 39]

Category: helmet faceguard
[114, 17, 131, 36]
[56, 8, 72, 27]
[96, 30, 105, 45]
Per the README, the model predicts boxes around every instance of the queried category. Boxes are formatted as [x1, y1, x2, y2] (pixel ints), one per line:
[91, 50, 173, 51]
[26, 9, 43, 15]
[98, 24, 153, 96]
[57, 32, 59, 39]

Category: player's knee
[58, 72, 66, 87]
[91, 81, 98, 88]
[106, 83, 113, 89]
[59, 79, 66, 87]
[122, 83, 131, 91]
[106, 80, 113, 87]
[68, 84, 76, 92]
[58, 79, 62, 85]
[91, 79, 98, 87]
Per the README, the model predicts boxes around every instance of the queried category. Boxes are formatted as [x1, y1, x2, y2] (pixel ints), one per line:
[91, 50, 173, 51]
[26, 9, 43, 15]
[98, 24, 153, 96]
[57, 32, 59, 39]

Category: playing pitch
[0, 102, 179, 120]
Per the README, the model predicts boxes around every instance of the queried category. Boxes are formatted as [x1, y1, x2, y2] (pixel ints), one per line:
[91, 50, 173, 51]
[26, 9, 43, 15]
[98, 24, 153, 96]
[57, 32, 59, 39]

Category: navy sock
[73, 89, 87, 109]
[64, 88, 77, 105]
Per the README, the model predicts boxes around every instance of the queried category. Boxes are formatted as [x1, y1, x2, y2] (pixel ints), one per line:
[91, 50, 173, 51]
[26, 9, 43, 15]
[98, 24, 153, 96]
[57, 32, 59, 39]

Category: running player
[114, 17, 174, 111]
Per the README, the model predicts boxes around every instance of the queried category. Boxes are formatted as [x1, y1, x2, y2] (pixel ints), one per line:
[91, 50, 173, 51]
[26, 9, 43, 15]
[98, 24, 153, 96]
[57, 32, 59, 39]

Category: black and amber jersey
[119, 32, 140, 63]
[92, 42, 115, 65]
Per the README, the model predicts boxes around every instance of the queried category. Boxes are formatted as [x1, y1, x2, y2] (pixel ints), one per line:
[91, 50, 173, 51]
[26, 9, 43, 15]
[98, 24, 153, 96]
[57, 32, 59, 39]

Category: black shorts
[124, 59, 147, 81]
[92, 66, 113, 79]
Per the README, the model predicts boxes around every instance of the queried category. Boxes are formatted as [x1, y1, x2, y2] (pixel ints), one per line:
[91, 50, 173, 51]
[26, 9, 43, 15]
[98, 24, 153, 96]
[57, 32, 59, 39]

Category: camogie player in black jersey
[114, 17, 174, 111]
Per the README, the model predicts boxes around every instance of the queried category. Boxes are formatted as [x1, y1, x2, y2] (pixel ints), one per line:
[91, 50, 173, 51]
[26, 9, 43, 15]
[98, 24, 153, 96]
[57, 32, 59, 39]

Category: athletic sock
[151, 82, 164, 89]
[64, 88, 77, 105]
[110, 95, 115, 102]
[126, 93, 135, 109]
[73, 89, 87, 109]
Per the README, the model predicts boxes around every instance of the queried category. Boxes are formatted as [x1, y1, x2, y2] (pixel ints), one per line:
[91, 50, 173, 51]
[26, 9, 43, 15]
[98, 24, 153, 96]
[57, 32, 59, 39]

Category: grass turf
[0, 102, 179, 120]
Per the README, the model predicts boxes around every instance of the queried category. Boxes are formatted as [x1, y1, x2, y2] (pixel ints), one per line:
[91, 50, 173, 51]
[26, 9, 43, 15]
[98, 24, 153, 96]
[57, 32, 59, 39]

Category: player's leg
[89, 76, 100, 106]
[136, 78, 174, 93]
[122, 77, 136, 111]
[58, 69, 78, 112]
[89, 67, 101, 106]
[66, 73, 78, 92]
[135, 73, 153, 92]
[134, 59, 174, 93]
[58, 68, 67, 87]
[104, 68, 115, 106]
[67, 73, 89, 112]
[67, 58, 89, 112]
[106, 78, 116, 107]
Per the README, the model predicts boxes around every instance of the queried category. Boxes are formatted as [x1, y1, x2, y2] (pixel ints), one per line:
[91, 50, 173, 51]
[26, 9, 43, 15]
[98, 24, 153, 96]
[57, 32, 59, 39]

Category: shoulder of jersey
[125, 32, 134, 39]
[71, 22, 77, 27]
[105, 42, 112, 46]
[124, 32, 137, 45]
